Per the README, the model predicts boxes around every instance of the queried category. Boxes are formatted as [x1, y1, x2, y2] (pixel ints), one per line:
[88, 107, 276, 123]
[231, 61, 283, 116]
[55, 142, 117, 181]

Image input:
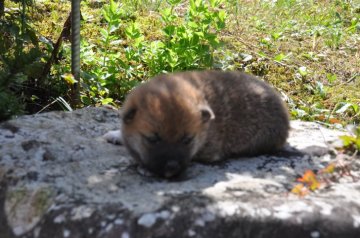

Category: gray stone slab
[0, 107, 359, 238]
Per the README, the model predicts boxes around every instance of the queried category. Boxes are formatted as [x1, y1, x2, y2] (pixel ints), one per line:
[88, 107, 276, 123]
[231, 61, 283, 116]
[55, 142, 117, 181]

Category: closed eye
[181, 134, 194, 145]
[143, 133, 162, 144]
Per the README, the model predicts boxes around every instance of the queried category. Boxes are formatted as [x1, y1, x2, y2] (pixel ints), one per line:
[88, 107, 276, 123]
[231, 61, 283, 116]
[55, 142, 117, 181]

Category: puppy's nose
[164, 160, 181, 178]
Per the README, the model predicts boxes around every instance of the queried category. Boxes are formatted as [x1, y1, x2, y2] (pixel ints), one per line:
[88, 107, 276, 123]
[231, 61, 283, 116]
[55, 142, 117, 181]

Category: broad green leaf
[163, 25, 176, 36]
[326, 73, 337, 83]
[352, 104, 359, 113]
[188, 22, 198, 28]
[257, 51, 267, 57]
[31, 95, 39, 101]
[271, 32, 283, 41]
[339, 135, 356, 147]
[101, 98, 114, 105]
[216, 10, 226, 29]
[102, 9, 110, 23]
[127, 23, 142, 39]
[194, 31, 204, 37]
[100, 28, 109, 39]
[274, 53, 286, 62]
[161, 8, 176, 23]
[110, 0, 118, 14]
[190, 0, 196, 12]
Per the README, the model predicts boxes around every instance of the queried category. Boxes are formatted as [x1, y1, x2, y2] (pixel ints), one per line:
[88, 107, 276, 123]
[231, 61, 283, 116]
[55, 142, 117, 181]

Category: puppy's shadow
[272, 143, 333, 157]
[132, 143, 332, 182]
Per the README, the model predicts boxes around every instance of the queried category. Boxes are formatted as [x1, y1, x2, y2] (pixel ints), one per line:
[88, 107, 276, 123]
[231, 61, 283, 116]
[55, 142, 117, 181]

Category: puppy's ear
[122, 107, 137, 124]
[199, 105, 215, 123]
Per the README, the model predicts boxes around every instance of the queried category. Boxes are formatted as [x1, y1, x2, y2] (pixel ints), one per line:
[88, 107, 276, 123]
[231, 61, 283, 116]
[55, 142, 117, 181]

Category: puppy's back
[177, 71, 290, 160]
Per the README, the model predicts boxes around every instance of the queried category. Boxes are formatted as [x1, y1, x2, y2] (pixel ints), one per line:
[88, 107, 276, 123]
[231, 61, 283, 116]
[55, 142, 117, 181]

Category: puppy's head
[121, 75, 214, 178]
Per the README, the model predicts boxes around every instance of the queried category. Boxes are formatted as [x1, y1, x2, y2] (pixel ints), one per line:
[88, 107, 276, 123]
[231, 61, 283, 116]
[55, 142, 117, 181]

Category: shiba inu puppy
[105, 71, 289, 178]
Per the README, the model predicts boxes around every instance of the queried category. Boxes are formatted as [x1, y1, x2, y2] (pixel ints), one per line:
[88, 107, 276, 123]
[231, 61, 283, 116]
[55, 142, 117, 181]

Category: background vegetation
[1, 0, 359, 127]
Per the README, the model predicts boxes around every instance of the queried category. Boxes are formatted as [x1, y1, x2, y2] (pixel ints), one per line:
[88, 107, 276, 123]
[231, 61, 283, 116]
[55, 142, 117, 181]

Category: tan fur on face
[123, 77, 211, 145]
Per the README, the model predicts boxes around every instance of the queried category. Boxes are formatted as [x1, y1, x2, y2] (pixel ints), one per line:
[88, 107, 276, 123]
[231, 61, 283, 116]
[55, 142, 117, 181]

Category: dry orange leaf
[329, 118, 342, 124]
[321, 163, 336, 174]
[297, 170, 321, 191]
[291, 183, 309, 197]
[315, 115, 326, 121]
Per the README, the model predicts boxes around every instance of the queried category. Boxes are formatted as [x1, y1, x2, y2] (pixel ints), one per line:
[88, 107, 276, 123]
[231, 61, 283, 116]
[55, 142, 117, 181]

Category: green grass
[222, 0, 360, 124]
[1, 0, 359, 125]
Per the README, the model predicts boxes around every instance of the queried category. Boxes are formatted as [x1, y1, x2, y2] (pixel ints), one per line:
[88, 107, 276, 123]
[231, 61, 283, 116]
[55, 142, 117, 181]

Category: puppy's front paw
[103, 130, 123, 145]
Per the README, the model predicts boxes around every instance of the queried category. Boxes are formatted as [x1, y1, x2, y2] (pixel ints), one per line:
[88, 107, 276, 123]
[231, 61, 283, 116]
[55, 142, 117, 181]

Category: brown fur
[120, 70, 290, 178]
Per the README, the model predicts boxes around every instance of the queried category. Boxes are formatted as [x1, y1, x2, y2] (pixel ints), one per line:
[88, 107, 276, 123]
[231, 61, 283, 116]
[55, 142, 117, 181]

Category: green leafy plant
[339, 125, 360, 152]
[141, 0, 227, 74]
[78, 0, 140, 105]
[0, 0, 66, 120]
[76, 0, 227, 106]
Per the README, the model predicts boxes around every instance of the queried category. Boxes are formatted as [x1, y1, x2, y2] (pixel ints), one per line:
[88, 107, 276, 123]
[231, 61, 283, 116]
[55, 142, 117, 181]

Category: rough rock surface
[0, 107, 359, 238]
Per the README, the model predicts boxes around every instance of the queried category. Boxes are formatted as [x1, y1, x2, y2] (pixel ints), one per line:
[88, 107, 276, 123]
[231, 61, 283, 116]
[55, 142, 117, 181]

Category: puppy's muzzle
[147, 145, 191, 178]
[164, 160, 182, 178]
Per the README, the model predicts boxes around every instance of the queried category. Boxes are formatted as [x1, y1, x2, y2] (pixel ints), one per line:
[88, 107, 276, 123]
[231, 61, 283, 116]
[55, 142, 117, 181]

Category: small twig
[39, 12, 71, 82]
[335, 73, 359, 86]
[342, 73, 359, 85]
[36, 98, 58, 114]
[326, 102, 340, 123]
[315, 122, 333, 149]
[236, 36, 258, 50]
